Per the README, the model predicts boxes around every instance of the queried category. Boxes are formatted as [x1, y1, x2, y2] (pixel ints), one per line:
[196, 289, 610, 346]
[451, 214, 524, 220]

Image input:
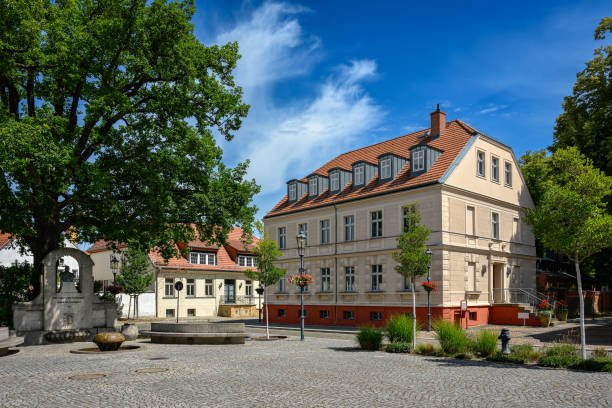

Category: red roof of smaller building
[0, 232, 14, 250]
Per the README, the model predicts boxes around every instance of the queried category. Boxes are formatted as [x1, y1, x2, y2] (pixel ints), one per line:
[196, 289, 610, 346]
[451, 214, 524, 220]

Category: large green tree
[115, 247, 154, 319]
[0, 0, 259, 294]
[524, 147, 612, 360]
[552, 17, 612, 176]
[391, 204, 431, 350]
[244, 221, 286, 339]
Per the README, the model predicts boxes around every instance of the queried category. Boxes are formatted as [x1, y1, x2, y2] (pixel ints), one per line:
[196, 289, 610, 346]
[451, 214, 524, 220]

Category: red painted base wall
[489, 305, 541, 326]
[263, 304, 491, 328]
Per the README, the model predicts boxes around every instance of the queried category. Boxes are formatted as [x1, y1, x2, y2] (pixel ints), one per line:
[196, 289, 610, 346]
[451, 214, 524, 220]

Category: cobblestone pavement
[1, 334, 610, 408]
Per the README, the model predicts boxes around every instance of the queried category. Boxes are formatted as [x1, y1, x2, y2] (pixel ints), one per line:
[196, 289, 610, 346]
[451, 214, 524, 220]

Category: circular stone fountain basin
[142, 322, 248, 344]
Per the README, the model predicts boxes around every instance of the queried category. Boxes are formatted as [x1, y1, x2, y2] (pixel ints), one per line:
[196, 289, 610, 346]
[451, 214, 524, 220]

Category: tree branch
[26, 70, 35, 117]
[0, 73, 20, 119]
[68, 79, 84, 132]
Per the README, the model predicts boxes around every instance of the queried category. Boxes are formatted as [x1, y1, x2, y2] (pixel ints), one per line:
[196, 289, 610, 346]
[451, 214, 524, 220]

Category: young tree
[244, 222, 286, 339]
[0, 1, 258, 295]
[524, 147, 612, 359]
[391, 204, 431, 350]
[115, 247, 154, 319]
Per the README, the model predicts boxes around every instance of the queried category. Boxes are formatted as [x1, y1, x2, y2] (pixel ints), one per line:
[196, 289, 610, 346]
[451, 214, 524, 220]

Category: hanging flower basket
[289, 274, 314, 288]
[421, 281, 438, 292]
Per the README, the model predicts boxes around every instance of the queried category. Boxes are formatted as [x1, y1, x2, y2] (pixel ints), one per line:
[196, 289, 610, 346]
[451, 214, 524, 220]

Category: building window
[321, 268, 330, 292]
[238, 255, 257, 267]
[278, 227, 286, 249]
[371, 210, 382, 238]
[189, 252, 216, 265]
[344, 215, 354, 241]
[205, 279, 213, 296]
[186, 278, 195, 297]
[466, 206, 475, 236]
[354, 165, 364, 185]
[412, 149, 425, 172]
[491, 156, 499, 182]
[381, 157, 392, 179]
[309, 177, 318, 196]
[288, 183, 297, 201]
[165, 278, 174, 297]
[279, 277, 287, 293]
[343, 310, 354, 320]
[491, 212, 499, 239]
[330, 171, 339, 191]
[187, 308, 196, 317]
[298, 223, 308, 245]
[245, 280, 253, 297]
[402, 205, 416, 231]
[166, 309, 175, 318]
[403, 275, 411, 290]
[477, 150, 485, 177]
[512, 218, 519, 241]
[469, 311, 477, 321]
[278, 309, 286, 317]
[320, 310, 330, 319]
[505, 162, 512, 186]
[370, 311, 382, 321]
[320, 219, 330, 244]
[371, 264, 382, 291]
[467, 262, 476, 292]
[344, 266, 355, 291]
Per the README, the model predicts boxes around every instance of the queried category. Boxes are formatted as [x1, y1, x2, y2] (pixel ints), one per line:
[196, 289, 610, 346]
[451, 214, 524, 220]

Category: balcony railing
[218, 295, 256, 305]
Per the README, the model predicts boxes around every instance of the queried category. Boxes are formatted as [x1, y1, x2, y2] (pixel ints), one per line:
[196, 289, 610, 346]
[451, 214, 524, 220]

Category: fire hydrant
[499, 328, 511, 355]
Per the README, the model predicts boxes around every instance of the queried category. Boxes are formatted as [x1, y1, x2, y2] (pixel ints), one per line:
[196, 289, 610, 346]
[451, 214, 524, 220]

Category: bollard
[498, 327, 511, 355]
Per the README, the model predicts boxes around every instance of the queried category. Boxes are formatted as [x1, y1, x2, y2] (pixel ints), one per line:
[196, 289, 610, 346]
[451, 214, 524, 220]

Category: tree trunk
[411, 275, 417, 350]
[575, 257, 587, 360]
[264, 288, 269, 340]
[29, 232, 62, 297]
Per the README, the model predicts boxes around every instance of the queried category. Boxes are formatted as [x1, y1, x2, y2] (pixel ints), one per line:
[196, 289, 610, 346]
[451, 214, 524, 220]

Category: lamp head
[296, 232, 307, 255]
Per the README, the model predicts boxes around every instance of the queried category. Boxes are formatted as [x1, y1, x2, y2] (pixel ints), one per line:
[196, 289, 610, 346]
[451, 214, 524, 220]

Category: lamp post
[256, 285, 264, 323]
[425, 248, 433, 331]
[296, 232, 307, 341]
[110, 255, 119, 285]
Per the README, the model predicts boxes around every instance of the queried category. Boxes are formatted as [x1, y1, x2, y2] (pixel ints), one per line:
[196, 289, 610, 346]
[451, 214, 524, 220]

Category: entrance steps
[493, 303, 562, 326]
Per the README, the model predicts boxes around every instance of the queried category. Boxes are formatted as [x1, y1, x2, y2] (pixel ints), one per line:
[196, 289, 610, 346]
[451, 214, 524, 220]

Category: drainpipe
[334, 204, 338, 326]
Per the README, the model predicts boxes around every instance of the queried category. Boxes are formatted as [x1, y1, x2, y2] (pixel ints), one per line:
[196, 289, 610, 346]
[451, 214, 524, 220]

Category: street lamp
[256, 285, 264, 323]
[296, 232, 307, 341]
[425, 248, 433, 331]
[110, 255, 119, 284]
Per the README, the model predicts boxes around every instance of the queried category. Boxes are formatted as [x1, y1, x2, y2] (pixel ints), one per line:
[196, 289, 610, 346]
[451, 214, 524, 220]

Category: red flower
[421, 281, 438, 292]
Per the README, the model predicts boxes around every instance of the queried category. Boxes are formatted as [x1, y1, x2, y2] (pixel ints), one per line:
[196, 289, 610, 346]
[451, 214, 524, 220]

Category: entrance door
[493, 264, 504, 303]
[224, 279, 235, 303]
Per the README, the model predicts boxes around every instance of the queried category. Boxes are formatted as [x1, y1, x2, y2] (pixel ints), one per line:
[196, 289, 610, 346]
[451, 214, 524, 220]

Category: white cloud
[479, 104, 508, 115]
[212, 2, 383, 216]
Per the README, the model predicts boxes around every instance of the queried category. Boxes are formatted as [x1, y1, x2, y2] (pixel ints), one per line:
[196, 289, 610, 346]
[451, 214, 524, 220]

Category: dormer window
[354, 165, 364, 185]
[238, 255, 257, 267]
[330, 171, 339, 191]
[412, 149, 425, 172]
[308, 177, 318, 197]
[380, 157, 392, 179]
[189, 251, 217, 265]
[288, 183, 297, 201]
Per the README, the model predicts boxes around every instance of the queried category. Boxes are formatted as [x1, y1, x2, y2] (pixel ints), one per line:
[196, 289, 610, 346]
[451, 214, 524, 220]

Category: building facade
[263, 108, 538, 327]
[88, 227, 261, 319]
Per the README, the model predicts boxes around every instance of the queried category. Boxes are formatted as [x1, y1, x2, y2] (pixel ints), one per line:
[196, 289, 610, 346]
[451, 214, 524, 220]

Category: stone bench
[142, 322, 248, 345]
[0, 327, 24, 356]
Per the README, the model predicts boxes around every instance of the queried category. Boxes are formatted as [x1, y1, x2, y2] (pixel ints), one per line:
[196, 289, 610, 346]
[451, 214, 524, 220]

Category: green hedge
[356, 326, 383, 350]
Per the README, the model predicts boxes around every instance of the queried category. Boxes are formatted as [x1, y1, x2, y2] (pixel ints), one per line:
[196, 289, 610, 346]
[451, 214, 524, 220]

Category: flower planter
[555, 310, 568, 321]
[539, 312, 552, 327]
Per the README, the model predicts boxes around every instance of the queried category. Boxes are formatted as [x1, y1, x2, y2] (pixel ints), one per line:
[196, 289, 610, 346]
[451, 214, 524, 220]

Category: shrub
[510, 344, 541, 362]
[544, 345, 577, 357]
[572, 357, 612, 372]
[385, 342, 413, 353]
[591, 348, 609, 358]
[453, 352, 475, 360]
[538, 354, 580, 368]
[486, 351, 526, 364]
[471, 329, 498, 357]
[357, 326, 383, 351]
[433, 319, 468, 355]
[415, 343, 434, 355]
[385, 314, 417, 344]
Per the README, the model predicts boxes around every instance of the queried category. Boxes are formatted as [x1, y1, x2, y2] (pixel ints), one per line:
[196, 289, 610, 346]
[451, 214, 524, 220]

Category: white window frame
[205, 279, 213, 296]
[279, 277, 287, 293]
[321, 268, 330, 292]
[381, 157, 392, 179]
[505, 162, 512, 187]
[477, 150, 486, 177]
[320, 219, 330, 244]
[309, 177, 318, 196]
[165, 278, 174, 297]
[344, 215, 354, 241]
[354, 165, 364, 185]
[491, 212, 499, 240]
[278, 227, 286, 249]
[371, 210, 383, 238]
[491, 156, 499, 182]
[330, 171, 339, 191]
[288, 183, 297, 201]
[238, 255, 257, 267]
[412, 149, 425, 172]
[371, 264, 382, 291]
[344, 266, 355, 291]
[245, 280, 253, 297]
[189, 252, 216, 265]
[186, 278, 195, 297]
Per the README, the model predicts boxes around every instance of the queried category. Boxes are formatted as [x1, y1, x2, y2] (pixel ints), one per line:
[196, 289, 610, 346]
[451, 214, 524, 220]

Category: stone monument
[13, 248, 117, 345]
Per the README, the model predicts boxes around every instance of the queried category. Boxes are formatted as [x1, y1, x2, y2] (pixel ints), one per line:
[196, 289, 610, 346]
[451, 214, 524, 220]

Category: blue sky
[191, 0, 610, 221]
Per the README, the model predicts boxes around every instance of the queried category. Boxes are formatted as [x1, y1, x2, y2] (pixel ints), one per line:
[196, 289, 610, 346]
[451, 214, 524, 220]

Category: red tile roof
[0, 232, 14, 250]
[264, 120, 477, 218]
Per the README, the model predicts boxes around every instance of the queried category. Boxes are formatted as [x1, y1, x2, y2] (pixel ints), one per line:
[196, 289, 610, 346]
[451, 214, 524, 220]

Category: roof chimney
[430, 104, 446, 137]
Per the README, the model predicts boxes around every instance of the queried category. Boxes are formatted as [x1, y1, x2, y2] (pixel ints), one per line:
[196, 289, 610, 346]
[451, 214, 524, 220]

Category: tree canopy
[115, 247, 154, 296]
[552, 17, 612, 176]
[0, 0, 259, 290]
